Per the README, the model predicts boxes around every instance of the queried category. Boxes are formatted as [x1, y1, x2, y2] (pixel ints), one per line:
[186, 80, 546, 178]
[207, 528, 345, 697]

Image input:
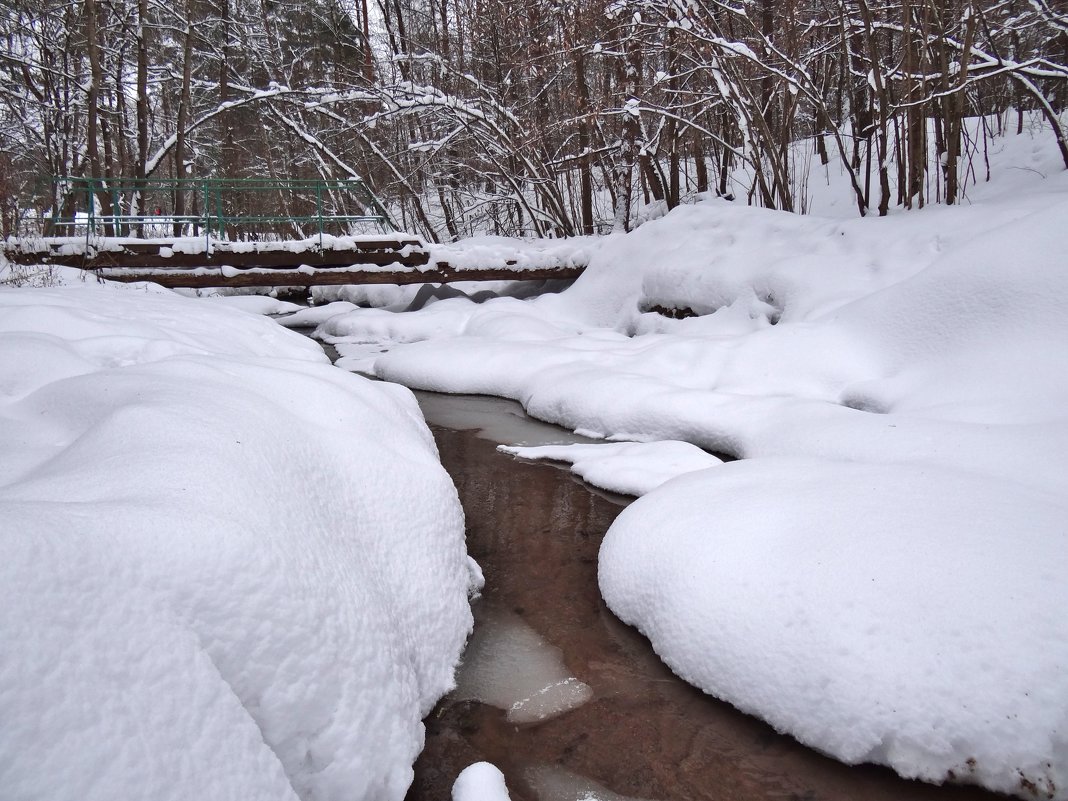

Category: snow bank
[305, 124, 1068, 798]
[499, 441, 721, 497]
[195, 293, 304, 316]
[0, 283, 479, 801]
[600, 458, 1068, 798]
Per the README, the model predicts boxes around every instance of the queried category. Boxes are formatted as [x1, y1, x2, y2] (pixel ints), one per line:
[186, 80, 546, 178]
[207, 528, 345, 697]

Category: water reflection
[414, 390, 599, 448]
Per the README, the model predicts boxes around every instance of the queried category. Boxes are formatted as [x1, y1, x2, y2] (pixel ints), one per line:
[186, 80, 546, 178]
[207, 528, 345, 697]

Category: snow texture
[310, 123, 1068, 798]
[0, 282, 479, 801]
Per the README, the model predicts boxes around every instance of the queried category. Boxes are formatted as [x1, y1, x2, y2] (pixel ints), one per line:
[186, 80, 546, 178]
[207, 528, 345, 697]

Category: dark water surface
[405, 406, 1006, 801]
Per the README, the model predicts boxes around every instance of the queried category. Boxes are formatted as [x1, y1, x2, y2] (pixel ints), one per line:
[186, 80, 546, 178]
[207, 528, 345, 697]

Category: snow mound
[196, 294, 304, 316]
[453, 762, 512, 801]
[0, 284, 479, 801]
[277, 299, 362, 327]
[600, 458, 1068, 798]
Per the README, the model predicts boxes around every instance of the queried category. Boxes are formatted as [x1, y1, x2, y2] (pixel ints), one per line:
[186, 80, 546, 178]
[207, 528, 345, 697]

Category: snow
[303, 121, 1068, 797]
[7, 118, 1066, 798]
[277, 299, 363, 327]
[452, 762, 512, 801]
[499, 441, 721, 497]
[197, 293, 304, 316]
[0, 282, 479, 801]
[599, 458, 1067, 797]
[5, 234, 418, 258]
[424, 234, 596, 272]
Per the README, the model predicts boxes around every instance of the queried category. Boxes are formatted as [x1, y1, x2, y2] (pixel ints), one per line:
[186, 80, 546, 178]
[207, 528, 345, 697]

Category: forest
[2, 0, 1067, 241]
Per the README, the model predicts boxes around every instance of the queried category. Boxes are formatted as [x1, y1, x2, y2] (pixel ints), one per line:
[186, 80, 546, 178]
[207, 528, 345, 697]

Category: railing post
[316, 180, 324, 249]
[85, 179, 94, 249]
[217, 182, 224, 241]
[202, 180, 210, 254]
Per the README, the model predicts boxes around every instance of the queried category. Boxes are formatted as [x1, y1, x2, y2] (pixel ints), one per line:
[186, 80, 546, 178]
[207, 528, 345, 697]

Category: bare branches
[3, 0, 1066, 238]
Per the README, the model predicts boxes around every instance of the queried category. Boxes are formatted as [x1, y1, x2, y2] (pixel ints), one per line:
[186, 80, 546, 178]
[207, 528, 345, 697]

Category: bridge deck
[2, 236, 588, 288]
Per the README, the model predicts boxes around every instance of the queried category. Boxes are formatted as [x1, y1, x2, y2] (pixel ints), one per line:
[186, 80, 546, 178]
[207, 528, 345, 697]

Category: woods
[2, 0, 1067, 241]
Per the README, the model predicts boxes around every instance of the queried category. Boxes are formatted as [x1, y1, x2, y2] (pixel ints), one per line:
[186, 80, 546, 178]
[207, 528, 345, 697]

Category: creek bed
[405, 391, 1005, 801]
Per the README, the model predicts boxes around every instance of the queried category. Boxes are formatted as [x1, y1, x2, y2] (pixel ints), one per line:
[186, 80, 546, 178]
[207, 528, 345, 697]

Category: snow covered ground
[300, 120, 1068, 798]
[0, 279, 480, 801]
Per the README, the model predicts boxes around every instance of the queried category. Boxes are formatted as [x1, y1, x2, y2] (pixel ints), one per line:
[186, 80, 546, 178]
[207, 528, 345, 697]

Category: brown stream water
[405, 393, 1007, 801]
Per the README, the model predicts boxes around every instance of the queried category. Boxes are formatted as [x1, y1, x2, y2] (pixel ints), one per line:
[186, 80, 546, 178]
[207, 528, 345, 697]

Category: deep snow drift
[303, 121, 1068, 798]
[0, 281, 480, 801]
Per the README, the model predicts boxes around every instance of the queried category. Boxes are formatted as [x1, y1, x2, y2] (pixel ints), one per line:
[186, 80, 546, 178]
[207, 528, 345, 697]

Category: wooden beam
[93, 264, 586, 288]
[11, 249, 431, 270]
[104, 238, 423, 254]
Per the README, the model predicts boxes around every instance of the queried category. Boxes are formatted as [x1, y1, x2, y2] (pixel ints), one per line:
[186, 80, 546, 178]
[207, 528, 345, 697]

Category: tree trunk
[173, 7, 194, 237]
[694, 134, 709, 194]
[574, 51, 594, 235]
[136, 0, 150, 232]
[85, 0, 114, 234]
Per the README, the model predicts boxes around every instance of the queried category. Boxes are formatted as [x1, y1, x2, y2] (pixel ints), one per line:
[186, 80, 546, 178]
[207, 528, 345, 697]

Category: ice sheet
[451, 603, 593, 725]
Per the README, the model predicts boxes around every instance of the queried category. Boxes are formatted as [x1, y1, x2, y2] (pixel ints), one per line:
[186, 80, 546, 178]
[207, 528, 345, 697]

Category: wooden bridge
[5, 177, 588, 288]
[1, 235, 588, 288]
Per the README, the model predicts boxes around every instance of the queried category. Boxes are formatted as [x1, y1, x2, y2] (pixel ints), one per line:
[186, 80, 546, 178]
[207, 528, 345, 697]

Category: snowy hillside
[0, 283, 481, 801]
[310, 122, 1068, 798]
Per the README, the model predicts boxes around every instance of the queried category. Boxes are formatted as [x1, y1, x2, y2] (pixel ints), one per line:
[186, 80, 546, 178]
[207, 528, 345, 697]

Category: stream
[295, 325, 1004, 801]
[405, 390, 1006, 801]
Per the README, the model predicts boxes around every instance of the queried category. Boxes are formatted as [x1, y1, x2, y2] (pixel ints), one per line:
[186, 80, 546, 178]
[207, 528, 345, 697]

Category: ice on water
[451, 603, 593, 724]
[414, 391, 600, 448]
[525, 766, 655, 801]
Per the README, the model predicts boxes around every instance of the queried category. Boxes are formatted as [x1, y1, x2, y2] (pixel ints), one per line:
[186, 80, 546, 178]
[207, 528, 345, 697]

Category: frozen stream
[405, 390, 1008, 801]
[297, 331, 1006, 801]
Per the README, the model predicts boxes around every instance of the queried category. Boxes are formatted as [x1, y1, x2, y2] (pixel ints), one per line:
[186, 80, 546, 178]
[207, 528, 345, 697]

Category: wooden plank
[10, 249, 431, 270]
[106, 238, 423, 254]
[94, 264, 586, 288]
[1, 236, 424, 265]
[4, 241, 426, 268]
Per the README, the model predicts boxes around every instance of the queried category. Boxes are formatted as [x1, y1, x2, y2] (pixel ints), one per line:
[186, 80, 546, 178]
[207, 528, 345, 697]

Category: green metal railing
[45, 176, 397, 249]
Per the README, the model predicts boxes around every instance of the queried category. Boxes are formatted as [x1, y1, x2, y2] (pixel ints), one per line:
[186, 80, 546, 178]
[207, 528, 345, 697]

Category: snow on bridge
[1, 234, 591, 288]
